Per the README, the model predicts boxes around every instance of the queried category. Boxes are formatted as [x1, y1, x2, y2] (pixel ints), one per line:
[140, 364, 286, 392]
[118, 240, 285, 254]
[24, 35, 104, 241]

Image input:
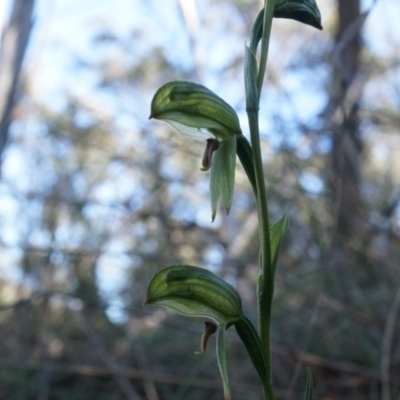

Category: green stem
[246, 1, 276, 398]
[257, 0, 275, 95]
[247, 108, 273, 380]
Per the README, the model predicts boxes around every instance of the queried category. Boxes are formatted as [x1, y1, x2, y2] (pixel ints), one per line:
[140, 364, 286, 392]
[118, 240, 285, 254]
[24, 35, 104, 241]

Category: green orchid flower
[150, 81, 242, 221]
[144, 264, 244, 400]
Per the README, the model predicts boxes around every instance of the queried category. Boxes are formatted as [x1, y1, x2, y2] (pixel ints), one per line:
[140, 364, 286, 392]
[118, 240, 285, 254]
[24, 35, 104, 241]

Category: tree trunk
[0, 0, 35, 166]
[330, 0, 364, 237]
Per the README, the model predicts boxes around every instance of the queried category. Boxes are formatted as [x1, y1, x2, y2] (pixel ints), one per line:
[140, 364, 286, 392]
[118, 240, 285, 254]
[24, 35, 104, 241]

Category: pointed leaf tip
[270, 211, 289, 273]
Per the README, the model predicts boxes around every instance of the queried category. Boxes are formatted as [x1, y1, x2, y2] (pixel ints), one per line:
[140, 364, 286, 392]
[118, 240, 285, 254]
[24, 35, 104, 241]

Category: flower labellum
[195, 321, 218, 355]
[201, 138, 220, 172]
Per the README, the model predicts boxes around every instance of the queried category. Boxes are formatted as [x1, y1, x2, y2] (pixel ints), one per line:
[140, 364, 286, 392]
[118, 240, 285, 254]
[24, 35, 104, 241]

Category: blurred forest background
[0, 0, 399, 399]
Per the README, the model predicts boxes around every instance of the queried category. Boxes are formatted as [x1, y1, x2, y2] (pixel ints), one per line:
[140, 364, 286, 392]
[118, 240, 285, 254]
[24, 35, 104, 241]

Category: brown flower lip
[200, 138, 220, 172]
[195, 321, 218, 355]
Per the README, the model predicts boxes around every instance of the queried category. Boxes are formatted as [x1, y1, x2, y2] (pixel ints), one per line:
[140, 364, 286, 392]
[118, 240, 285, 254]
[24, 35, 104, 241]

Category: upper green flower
[150, 81, 242, 221]
[150, 81, 242, 141]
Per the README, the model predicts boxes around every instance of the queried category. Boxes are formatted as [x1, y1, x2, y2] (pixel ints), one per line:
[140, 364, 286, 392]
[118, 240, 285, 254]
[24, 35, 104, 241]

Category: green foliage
[216, 324, 232, 400]
[244, 45, 259, 108]
[303, 368, 314, 400]
[234, 316, 270, 394]
[270, 211, 289, 273]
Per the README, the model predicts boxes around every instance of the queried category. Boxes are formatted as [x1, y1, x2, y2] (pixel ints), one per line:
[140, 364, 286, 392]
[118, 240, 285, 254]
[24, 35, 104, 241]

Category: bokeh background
[0, 0, 399, 399]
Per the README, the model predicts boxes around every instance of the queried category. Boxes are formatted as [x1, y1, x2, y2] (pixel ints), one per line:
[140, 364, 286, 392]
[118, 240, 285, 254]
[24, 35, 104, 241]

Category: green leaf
[244, 45, 259, 110]
[210, 136, 236, 221]
[150, 81, 242, 141]
[236, 135, 257, 196]
[144, 265, 243, 324]
[304, 368, 313, 400]
[270, 211, 289, 273]
[234, 316, 270, 391]
[249, 8, 264, 53]
[216, 324, 232, 400]
[274, 0, 323, 30]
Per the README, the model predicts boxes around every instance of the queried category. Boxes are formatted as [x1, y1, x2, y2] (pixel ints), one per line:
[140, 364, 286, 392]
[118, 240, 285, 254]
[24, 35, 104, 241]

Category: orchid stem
[245, 1, 276, 398]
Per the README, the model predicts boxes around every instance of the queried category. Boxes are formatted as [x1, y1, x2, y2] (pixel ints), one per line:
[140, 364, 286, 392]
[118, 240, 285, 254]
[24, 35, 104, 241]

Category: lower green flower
[144, 265, 242, 400]
[144, 264, 243, 325]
